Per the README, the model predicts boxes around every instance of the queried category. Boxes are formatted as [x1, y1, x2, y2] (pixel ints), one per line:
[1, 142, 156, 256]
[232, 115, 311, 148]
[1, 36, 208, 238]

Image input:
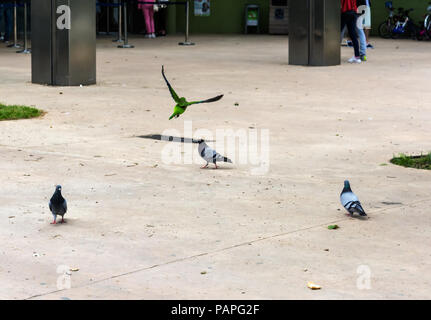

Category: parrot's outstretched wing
[162, 65, 180, 103]
[187, 94, 224, 106]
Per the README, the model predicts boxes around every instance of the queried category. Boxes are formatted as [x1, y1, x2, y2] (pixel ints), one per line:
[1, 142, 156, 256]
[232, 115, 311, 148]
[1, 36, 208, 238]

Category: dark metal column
[288, 0, 309, 66]
[17, 0, 31, 54]
[31, 0, 96, 86]
[31, 0, 52, 84]
[289, 0, 340, 66]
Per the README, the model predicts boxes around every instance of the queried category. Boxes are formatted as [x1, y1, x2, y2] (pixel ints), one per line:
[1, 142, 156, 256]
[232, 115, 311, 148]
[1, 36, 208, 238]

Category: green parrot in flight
[162, 65, 224, 120]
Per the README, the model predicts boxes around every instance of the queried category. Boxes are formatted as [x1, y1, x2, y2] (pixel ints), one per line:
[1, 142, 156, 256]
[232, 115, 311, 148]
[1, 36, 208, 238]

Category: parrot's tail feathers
[169, 114, 175, 120]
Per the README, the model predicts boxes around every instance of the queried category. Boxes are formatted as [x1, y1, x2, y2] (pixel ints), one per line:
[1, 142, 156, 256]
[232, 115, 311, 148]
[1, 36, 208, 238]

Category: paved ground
[0, 35, 430, 300]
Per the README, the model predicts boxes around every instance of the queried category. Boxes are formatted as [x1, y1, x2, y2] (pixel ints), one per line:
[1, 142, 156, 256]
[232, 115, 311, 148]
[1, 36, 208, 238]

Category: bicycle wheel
[417, 30, 424, 41]
[408, 22, 418, 40]
[379, 22, 392, 39]
[391, 32, 400, 39]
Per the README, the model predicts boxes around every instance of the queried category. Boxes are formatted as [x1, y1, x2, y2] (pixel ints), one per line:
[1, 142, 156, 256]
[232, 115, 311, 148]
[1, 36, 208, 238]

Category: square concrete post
[31, 0, 96, 86]
[289, 0, 340, 66]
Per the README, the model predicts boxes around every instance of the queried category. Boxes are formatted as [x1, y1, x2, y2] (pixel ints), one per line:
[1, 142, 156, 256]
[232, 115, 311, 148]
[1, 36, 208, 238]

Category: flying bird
[161, 65, 223, 120]
[49, 185, 68, 224]
[197, 139, 232, 169]
[340, 180, 367, 216]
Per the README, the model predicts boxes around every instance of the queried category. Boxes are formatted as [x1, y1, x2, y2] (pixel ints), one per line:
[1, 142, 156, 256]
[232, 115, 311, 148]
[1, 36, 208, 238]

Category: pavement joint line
[24, 196, 431, 300]
[0, 144, 142, 168]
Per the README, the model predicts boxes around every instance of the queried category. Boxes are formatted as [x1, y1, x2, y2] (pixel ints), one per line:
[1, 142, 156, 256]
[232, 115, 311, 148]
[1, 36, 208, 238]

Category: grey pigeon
[49, 185, 67, 224]
[197, 139, 232, 169]
[340, 180, 367, 216]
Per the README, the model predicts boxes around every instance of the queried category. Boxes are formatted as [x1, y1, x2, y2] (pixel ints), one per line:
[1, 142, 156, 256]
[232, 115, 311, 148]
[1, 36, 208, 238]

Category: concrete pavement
[0, 35, 430, 299]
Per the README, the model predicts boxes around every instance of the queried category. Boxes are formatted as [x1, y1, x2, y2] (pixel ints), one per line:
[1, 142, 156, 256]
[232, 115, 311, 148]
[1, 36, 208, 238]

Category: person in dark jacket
[0, 1, 13, 43]
[341, 0, 361, 63]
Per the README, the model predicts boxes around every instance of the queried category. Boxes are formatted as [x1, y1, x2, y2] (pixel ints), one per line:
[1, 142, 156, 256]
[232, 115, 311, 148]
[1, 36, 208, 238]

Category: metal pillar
[17, 1, 31, 54]
[118, 0, 134, 48]
[178, 1, 194, 46]
[288, 0, 340, 66]
[112, 2, 123, 42]
[7, 1, 21, 49]
[31, 0, 97, 86]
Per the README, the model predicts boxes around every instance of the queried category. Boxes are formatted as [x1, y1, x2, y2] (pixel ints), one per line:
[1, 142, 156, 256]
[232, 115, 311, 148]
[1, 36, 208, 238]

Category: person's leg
[160, 7, 167, 35]
[4, 7, 13, 42]
[341, 25, 347, 42]
[346, 12, 360, 58]
[148, 5, 155, 35]
[356, 15, 367, 58]
[0, 7, 4, 40]
[143, 6, 151, 35]
[357, 27, 367, 58]
[113, 0, 119, 25]
[364, 6, 373, 47]
[340, 12, 347, 33]
[341, 13, 351, 46]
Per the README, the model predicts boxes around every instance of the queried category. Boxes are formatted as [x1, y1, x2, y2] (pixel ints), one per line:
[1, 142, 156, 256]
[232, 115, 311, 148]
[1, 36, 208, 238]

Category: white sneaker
[348, 56, 362, 64]
[151, 33, 156, 38]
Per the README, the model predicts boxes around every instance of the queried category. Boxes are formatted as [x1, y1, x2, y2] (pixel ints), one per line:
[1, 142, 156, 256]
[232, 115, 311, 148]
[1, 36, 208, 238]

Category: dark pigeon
[49, 185, 67, 224]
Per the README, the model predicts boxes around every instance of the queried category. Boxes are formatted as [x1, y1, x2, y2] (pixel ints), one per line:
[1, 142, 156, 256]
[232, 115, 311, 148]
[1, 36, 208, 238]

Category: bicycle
[417, 2, 431, 40]
[391, 8, 418, 39]
[378, 1, 418, 40]
[378, 1, 396, 39]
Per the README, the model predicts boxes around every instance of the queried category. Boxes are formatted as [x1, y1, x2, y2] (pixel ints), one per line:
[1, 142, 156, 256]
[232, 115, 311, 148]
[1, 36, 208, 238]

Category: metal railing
[97, 0, 195, 47]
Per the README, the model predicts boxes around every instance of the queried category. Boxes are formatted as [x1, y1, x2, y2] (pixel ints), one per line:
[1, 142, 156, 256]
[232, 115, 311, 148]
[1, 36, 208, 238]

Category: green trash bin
[245, 5, 260, 34]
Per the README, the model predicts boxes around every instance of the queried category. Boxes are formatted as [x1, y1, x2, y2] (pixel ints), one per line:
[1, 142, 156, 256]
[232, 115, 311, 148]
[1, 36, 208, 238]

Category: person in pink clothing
[138, 0, 156, 38]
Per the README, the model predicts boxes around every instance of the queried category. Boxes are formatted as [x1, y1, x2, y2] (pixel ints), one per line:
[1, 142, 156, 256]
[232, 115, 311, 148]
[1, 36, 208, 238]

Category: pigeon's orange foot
[60, 219, 66, 224]
[200, 164, 209, 169]
[214, 164, 218, 169]
[50, 221, 56, 225]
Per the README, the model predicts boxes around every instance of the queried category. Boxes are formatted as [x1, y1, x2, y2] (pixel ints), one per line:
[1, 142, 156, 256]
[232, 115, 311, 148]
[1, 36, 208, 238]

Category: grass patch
[390, 153, 431, 170]
[0, 103, 43, 121]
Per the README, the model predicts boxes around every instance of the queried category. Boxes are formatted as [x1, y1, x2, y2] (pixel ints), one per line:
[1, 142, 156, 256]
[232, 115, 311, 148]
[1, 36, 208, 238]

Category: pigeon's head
[55, 185, 62, 192]
[343, 180, 352, 191]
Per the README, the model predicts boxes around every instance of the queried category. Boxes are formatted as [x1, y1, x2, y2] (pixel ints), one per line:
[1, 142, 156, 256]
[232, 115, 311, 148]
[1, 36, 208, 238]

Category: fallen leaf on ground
[307, 282, 321, 290]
